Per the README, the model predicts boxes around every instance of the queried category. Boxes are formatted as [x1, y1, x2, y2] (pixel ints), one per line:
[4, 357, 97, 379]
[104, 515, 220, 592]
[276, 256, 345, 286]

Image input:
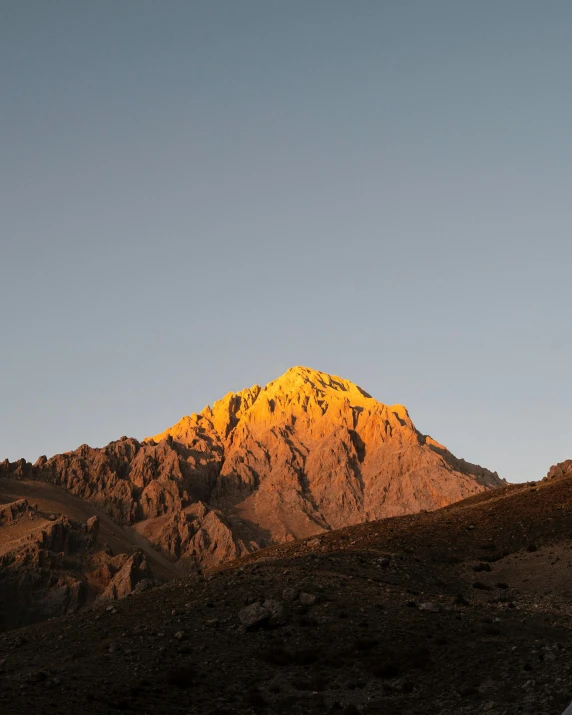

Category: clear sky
[2, 1, 571, 483]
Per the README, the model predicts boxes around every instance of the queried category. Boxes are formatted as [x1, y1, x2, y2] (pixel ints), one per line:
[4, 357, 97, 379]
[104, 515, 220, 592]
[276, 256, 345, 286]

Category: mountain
[0, 366, 503, 628]
[147, 366, 502, 548]
[1, 461, 571, 715]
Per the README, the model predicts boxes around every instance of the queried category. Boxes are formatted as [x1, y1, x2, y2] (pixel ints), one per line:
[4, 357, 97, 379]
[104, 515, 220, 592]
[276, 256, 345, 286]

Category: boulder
[299, 592, 318, 606]
[238, 602, 270, 628]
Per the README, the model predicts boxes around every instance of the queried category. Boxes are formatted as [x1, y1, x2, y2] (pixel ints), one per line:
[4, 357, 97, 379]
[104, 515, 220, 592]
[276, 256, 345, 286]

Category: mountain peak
[269, 365, 373, 400]
[145, 368, 501, 536]
[149, 367, 410, 446]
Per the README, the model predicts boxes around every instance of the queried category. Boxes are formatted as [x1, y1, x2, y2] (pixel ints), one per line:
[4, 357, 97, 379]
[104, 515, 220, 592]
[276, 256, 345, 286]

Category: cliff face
[0, 367, 503, 575]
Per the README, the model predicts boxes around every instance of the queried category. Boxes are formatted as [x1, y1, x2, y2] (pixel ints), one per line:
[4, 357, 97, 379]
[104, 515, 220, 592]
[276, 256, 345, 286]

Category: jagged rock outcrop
[0, 367, 504, 573]
[133, 501, 251, 568]
[0, 499, 158, 630]
[544, 460, 572, 481]
[96, 551, 153, 601]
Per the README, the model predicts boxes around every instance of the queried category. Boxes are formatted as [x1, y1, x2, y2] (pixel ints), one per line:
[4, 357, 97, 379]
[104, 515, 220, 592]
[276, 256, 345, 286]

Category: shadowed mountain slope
[0, 478, 182, 631]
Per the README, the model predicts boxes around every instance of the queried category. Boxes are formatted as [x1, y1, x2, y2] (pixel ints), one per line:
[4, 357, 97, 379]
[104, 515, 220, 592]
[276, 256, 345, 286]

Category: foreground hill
[0, 462, 571, 715]
[0, 367, 502, 628]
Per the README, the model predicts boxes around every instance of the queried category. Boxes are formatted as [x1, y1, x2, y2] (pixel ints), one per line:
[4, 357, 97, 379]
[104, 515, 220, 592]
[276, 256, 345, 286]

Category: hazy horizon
[2, 2, 572, 482]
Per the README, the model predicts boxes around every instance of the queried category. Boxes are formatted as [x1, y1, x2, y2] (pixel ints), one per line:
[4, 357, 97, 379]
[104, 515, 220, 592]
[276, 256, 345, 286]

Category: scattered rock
[133, 578, 155, 594]
[238, 602, 270, 628]
[299, 593, 318, 606]
[419, 602, 441, 613]
[263, 599, 286, 626]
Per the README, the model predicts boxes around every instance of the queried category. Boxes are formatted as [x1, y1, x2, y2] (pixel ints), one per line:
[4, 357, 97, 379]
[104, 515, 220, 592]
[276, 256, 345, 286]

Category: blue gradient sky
[2, 1, 571, 482]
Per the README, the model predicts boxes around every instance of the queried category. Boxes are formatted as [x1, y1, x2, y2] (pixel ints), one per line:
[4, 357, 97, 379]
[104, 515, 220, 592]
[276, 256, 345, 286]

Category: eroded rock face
[0, 499, 157, 630]
[133, 501, 252, 569]
[0, 367, 504, 572]
[97, 552, 153, 602]
[545, 460, 572, 481]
